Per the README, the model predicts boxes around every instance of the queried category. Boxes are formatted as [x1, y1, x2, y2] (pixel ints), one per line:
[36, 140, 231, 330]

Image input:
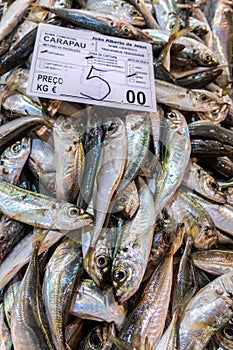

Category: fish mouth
[114, 286, 129, 304]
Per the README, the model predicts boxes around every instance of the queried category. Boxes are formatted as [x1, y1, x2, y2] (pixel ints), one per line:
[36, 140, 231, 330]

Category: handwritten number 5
[80, 66, 111, 101]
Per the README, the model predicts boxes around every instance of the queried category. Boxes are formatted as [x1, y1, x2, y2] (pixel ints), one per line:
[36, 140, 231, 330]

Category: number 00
[126, 90, 146, 105]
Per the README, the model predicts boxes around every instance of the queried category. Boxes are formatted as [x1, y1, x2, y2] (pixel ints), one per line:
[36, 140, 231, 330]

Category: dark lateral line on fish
[126, 73, 137, 78]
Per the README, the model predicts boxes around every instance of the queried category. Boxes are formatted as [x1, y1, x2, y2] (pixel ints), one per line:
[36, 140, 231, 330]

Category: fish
[124, 0, 159, 29]
[188, 120, 233, 147]
[11, 229, 56, 350]
[179, 270, 233, 350]
[145, 29, 219, 66]
[117, 224, 184, 350]
[154, 79, 229, 112]
[0, 181, 92, 231]
[0, 0, 232, 347]
[88, 117, 126, 249]
[3, 275, 21, 329]
[28, 138, 56, 197]
[116, 111, 151, 193]
[0, 230, 64, 290]
[211, 0, 233, 88]
[42, 238, 83, 350]
[112, 178, 155, 304]
[111, 181, 139, 219]
[192, 249, 233, 276]
[211, 317, 233, 350]
[172, 235, 198, 313]
[0, 137, 31, 184]
[182, 161, 226, 203]
[0, 116, 51, 152]
[177, 67, 223, 89]
[83, 224, 116, 288]
[70, 279, 126, 329]
[168, 190, 218, 249]
[190, 192, 233, 236]
[154, 109, 191, 216]
[79, 324, 113, 350]
[85, 0, 145, 26]
[65, 318, 84, 350]
[0, 0, 35, 42]
[37, 6, 153, 41]
[53, 116, 85, 203]
[77, 111, 105, 210]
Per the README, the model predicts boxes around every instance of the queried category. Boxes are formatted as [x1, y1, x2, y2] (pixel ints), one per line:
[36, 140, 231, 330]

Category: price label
[27, 23, 156, 112]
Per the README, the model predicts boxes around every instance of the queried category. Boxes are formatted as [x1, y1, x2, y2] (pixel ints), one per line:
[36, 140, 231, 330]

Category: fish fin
[26, 14, 45, 24]
[159, 14, 190, 70]
[145, 336, 153, 350]
[32, 227, 49, 247]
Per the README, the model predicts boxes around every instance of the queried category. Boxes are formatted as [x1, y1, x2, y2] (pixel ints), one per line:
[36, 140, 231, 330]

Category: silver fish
[42, 238, 83, 350]
[154, 109, 190, 216]
[0, 181, 92, 231]
[112, 178, 155, 304]
[70, 279, 126, 329]
[0, 0, 35, 42]
[0, 137, 31, 185]
[179, 270, 233, 350]
[11, 232, 55, 350]
[182, 161, 226, 203]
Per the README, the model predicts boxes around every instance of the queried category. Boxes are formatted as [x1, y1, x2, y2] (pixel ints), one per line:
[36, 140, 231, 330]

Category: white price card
[27, 23, 156, 112]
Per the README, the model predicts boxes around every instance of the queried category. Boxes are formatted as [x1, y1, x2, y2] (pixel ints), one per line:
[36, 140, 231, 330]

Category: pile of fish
[0, 0, 233, 349]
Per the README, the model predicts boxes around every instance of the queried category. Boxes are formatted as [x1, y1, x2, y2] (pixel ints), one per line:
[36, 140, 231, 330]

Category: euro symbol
[52, 86, 57, 93]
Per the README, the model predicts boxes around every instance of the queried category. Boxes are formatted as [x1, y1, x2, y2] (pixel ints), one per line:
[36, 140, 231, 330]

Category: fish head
[2, 137, 31, 163]
[189, 220, 218, 250]
[201, 173, 226, 204]
[117, 21, 153, 42]
[53, 204, 92, 231]
[112, 189, 139, 219]
[84, 247, 112, 288]
[127, 6, 145, 26]
[0, 137, 31, 183]
[204, 103, 230, 123]
[197, 50, 219, 67]
[213, 318, 233, 349]
[112, 245, 144, 304]
[80, 324, 114, 350]
[165, 109, 186, 128]
[193, 90, 226, 111]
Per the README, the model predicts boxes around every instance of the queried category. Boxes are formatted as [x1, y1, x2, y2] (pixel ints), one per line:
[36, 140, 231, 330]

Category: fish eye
[89, 332, 102, 348]
[113, 268, 127, 283]
[212, 108, 220, 115]
[204, 53, 211, 63]
[224, 327, 233, 339]
[129, 9, 140, 16]
[122, 25, 131, 36]
[95, 255, 109, 268]
[11, 142, 21, 153]
[166, 111, 177, 119]
[208, 180, 218, 190]
[68, 207, 79, 217]
[107, 122, 117, 133]
[200, 94, 208, 101]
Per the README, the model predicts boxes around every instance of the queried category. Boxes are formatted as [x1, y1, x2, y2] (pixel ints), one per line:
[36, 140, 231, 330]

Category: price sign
[27, 23, 156, 112]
